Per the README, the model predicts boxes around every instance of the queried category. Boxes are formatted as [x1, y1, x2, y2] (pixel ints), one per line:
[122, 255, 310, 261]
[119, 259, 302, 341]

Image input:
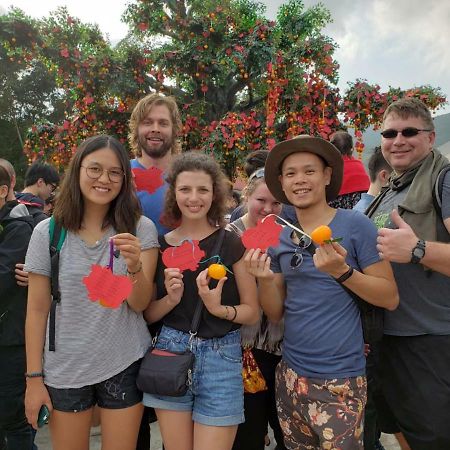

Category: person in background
[0, 166, 35, 450]
[228, 168, 286, 450]
[143, 152, 259, 450]
[129, 93, 182, 235]
[329, 131, 370, 209]
[354, 147, 393, 214]
[16, 162, 60, 225]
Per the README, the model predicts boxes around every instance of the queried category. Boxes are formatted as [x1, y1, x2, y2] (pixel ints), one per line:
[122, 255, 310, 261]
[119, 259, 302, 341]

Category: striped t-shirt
[25, 216, 158, 389]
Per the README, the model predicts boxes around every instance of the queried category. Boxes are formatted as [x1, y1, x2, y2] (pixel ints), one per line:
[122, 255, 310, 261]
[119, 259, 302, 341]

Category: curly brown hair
[128, 93, 182, 157]
[53, 135, 141, 233]
[163, 152, 228, 228]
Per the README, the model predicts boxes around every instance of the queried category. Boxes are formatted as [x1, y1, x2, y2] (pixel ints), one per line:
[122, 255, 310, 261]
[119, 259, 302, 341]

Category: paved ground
[35, 422, 401, 449]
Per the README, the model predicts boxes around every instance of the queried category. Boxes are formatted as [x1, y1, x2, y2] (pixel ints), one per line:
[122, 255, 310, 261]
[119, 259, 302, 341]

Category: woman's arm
[144, 268, 183, 323]
[196, 256, 259, 325]
[126, 247, 158, 312]
[112, 232, 158, 312]
[25, 273, 53, 429]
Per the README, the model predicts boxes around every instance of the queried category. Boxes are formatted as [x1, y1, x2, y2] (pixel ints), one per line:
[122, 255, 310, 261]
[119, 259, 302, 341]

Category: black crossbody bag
[137, 229, 226, 396]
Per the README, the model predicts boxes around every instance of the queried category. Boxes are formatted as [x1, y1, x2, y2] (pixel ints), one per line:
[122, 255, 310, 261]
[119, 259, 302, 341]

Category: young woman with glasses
[24, 135, 159, 450]
[227, 169, 287, 450]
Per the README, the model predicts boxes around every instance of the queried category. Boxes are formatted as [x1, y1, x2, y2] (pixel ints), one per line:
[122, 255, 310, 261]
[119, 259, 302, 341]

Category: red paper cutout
[242, 215, 283, 251]
[162, 240, 205, 272]
[83, 264, 133, 309]
[132, 167, 164, 194]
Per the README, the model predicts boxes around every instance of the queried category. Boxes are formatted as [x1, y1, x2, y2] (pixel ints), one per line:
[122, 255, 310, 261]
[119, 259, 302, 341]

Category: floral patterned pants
[276, 360, 367, 450]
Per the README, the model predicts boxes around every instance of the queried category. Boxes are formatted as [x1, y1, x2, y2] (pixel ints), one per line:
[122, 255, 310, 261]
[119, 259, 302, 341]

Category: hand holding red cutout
[242, 215, 283, 251]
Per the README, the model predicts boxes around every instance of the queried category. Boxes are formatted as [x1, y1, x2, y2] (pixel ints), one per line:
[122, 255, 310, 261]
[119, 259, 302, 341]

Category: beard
[139, 135, 174, 159]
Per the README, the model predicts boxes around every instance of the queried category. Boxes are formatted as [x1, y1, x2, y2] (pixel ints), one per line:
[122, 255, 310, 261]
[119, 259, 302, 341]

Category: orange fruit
[310, 225, 332, 245]
[208, 263, 227, 280]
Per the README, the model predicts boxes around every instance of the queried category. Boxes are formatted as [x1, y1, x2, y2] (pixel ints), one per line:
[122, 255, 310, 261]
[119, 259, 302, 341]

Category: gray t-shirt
[370, 171, 450, 336]
[25, 216, 158, 388]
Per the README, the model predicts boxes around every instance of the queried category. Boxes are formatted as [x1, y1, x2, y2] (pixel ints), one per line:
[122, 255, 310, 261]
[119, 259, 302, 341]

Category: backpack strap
[432, 165, 450, 242]
[48, 217, 66, 352]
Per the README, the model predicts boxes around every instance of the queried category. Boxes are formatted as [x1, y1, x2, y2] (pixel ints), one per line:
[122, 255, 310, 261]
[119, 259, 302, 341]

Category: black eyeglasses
[81, 165, 124, 183]
[47, 182, 58, 193]
[290, 234, 312, 270]
[380, 127, 433, 139]
[248, 168, 265, 183]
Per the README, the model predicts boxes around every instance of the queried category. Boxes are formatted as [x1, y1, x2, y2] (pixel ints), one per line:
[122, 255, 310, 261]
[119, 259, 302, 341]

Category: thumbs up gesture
[377, 209, 419, 263]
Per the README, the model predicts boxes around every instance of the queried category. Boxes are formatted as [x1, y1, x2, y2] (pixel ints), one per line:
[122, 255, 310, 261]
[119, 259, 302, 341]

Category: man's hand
[15, 263, 29, 287]
[377, 210, 418, 263]
[313, 241, 349, 278]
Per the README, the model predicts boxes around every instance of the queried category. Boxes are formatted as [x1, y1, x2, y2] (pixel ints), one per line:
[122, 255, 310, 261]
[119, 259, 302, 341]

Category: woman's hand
[196, 268, 227, 316]
[313, 242, 349, 278]
[25, 379, 53, 430]
[164, 268, 184, 306]
[244, 248, 274, 280]
[111, 233, 141, 273]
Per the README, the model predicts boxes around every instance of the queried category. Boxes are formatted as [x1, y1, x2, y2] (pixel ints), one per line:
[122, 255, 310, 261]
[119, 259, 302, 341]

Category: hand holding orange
[208, 263, 227, 280]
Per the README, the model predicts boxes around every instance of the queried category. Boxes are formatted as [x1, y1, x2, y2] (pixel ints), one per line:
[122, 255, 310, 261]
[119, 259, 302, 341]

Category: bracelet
[25, 372, 44, 379]
[224, 305, 230, 320]
[127, 261, 142, 276]
[229, 305, 238, 322]
[334, 266, 354, 284]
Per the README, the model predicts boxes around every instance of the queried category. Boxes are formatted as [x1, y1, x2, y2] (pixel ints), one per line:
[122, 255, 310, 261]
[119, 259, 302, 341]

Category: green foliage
[0, 0, 446, 178]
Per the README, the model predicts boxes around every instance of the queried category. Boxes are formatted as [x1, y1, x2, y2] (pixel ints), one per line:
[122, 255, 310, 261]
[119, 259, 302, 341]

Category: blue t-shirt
[269, 208, 381, 378]
[353, 193, 375, 213]
[131, 159, 170, 235]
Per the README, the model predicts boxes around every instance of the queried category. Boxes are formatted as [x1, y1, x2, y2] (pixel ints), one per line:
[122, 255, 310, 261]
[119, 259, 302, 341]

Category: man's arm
[377, 210, 450, 276]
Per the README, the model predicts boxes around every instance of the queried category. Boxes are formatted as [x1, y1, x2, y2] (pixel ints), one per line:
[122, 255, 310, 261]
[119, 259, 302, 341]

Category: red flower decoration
[83, 264, 133, 309]
[242, 215, 283, 251]
[162, 240, 205, 272]
[132, 167, 164, 194]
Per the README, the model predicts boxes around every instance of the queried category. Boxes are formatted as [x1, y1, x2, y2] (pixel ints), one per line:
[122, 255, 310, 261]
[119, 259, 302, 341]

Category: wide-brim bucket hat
[264, 135, 343, 204]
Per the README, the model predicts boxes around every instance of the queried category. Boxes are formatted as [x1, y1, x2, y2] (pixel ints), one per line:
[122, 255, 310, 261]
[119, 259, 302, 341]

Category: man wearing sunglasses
[366, 98, 450, 450]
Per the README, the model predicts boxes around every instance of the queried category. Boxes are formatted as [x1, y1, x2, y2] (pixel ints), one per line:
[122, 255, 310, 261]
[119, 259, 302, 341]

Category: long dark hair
[53, 135, 141, 233]
[163, 152, 228, 228]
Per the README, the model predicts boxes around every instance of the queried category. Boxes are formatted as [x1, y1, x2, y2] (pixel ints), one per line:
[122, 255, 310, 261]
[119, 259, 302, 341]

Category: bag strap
[432, 165, 450, 242]
[189, 228, 226, 335]
[48, 216, 66, 351]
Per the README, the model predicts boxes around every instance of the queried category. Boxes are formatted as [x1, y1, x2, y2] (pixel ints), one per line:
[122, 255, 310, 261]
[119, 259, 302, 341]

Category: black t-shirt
[156, 228, 246, 338]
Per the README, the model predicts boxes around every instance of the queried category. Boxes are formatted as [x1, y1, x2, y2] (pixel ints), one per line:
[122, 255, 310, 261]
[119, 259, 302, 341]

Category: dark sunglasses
[380, 127, 432, 139]
[290, 234, 312, 270]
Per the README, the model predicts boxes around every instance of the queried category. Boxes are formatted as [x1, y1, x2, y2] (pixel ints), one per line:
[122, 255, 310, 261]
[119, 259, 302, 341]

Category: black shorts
[379, 334, 450, 450]
[47, 360, 143, 412]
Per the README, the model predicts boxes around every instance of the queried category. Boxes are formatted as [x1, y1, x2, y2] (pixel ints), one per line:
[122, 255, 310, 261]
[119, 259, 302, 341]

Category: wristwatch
[410, 239, 426, 264]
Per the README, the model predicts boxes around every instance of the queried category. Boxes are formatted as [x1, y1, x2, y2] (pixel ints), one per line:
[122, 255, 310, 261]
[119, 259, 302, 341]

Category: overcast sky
[2, 0, 449, 115]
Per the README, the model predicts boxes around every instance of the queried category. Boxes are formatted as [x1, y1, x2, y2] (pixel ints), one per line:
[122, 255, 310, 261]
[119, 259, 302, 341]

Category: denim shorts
[143, 326, 244, 426]
[46, 360, 143, 412]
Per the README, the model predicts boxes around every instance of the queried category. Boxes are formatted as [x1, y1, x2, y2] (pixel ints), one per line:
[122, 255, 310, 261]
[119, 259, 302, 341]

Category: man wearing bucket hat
[245, 135, 399, 449]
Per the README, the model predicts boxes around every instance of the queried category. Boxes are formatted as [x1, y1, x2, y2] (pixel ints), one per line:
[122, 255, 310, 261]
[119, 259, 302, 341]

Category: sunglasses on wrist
[380, 127, 433, 139]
